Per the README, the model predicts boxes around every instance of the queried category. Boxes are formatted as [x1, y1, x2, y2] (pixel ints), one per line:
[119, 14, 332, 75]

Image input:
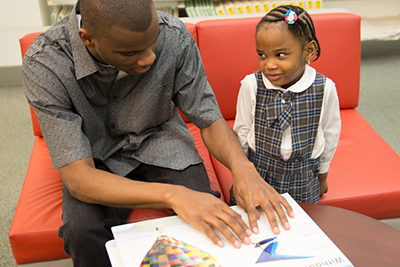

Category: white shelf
[42, 1, 183, 25]
[47, 0, 184, 5]
[180, 7, 348, 23]
[39, 0, 400, 41]
[47, 0, 77, 6]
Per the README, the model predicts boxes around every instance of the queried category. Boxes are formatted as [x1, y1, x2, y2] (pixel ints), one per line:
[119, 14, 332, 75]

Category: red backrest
[311, 13, 361, 109]
[196, 13, 361, 121]
[179, 23, 197, 123]
[19, 32, 43, 137]
[197, 17, 260, 120]
[184, 22, 197, 44]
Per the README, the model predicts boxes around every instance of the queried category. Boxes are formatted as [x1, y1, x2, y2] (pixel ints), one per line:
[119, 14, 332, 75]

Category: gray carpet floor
[0, 39, 399, 266]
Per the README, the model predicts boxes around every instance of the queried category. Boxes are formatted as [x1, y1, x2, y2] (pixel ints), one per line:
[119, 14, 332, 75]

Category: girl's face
[256, 22, 315, 89]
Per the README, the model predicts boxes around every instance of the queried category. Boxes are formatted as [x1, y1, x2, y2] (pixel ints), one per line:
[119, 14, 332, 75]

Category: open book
[106, 193, 353, 267]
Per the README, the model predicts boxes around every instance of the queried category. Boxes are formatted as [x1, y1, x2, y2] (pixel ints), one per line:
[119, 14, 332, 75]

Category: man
[23, 0, 293, 266]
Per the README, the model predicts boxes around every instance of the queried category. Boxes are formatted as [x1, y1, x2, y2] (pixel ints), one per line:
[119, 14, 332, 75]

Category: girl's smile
[266, 73, 283, 81]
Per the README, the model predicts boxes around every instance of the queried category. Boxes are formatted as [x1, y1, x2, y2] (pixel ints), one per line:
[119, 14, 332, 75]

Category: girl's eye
[278, 53, 286, 57]
[257, 52, 266, 58]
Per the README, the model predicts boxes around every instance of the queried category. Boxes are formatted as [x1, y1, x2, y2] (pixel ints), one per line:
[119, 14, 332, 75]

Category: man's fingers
[261, 194, 294, 233]
[259, 201, 281, 235]
[196, 222, 225, 248]
[271, 197, 292, 231]
[195, 207, 251, 249]
[277, 194, 295, 219]
[244, 204, 260, 234]
[218, 207, 252, 246]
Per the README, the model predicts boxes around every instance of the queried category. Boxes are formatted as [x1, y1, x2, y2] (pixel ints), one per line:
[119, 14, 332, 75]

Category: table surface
[300, 203, 400, 267]
[107, 204, 400, 266]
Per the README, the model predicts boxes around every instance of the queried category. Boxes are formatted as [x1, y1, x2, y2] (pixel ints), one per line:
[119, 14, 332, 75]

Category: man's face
[85, 8, 159, 76]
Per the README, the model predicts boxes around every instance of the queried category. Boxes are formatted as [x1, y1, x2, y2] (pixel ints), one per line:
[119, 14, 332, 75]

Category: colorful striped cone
[141, 235, 221, 267]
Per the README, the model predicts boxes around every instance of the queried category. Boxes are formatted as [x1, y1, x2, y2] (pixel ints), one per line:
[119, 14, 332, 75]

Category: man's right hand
[167, 186, 252, 249]
[59, 157, 252, 249]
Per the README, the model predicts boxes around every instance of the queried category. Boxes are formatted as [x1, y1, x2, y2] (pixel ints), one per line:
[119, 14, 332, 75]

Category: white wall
[0, 0, 46, 68]
[0, 0, 43, 30]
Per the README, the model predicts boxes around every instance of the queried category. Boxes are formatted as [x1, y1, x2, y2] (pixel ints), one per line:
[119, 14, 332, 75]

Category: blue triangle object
[255, 239, 313, 264]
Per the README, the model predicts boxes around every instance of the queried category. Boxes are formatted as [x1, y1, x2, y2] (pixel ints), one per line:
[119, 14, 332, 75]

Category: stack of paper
[106, 193, 353, 267]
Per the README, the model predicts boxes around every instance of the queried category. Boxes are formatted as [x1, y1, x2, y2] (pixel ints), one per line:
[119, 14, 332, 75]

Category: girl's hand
[318, 173, 328, 196]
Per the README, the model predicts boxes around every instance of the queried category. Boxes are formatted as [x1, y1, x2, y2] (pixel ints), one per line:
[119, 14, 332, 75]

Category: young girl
[234, 5, 341, 203]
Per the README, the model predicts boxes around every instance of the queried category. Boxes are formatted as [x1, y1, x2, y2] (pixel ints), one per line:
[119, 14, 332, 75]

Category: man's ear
[78, 28, 96, 48]
[305, 40, 317, 63]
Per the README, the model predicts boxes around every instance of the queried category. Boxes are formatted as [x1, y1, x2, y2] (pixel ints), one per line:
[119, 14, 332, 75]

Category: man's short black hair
[80, 0, 154, 37]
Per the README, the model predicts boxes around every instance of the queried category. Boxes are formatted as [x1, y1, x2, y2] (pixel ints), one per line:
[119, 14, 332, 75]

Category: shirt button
[281, 99, 286, 104]
[134, 153, 140, 157]
[112, 95, 117, 101]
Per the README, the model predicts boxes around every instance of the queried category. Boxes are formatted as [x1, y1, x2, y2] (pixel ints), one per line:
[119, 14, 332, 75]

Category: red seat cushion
[9, 137, 67, 264]
[319, 109, 400, 219]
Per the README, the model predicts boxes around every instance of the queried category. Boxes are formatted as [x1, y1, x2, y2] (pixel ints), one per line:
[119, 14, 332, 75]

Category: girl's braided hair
[256, 5, 321, 61]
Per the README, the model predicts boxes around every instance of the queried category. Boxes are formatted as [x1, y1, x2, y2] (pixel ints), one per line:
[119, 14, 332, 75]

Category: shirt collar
[67, 5, 105, 80]
[261, 65, 316, 93]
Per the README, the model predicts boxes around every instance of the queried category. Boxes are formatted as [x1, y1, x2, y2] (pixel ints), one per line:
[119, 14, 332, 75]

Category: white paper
[111, 193, 353, 267]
